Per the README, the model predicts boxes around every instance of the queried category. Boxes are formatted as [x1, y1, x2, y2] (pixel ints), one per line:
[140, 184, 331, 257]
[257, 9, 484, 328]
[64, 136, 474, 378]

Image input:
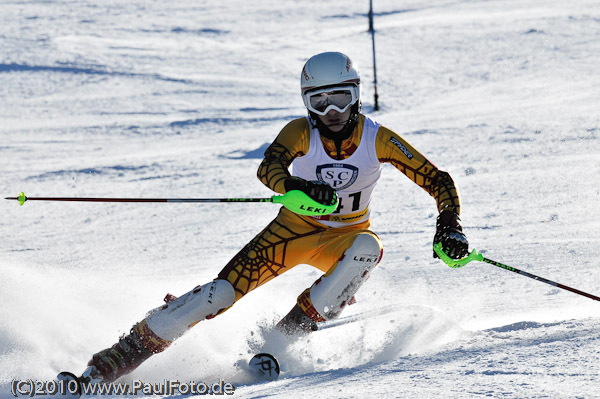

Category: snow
[1, 0, 599, 398]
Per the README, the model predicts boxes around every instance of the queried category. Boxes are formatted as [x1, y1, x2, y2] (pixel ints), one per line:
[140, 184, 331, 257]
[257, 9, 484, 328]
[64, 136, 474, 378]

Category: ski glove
[433, 210, 469, 259]
[284, 177, 336, 206]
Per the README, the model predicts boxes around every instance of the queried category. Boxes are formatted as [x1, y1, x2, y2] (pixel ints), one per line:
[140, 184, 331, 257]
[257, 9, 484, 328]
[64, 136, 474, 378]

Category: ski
[248, 353, 280, 381]
[56, 371, 83, 399]
[56, 365, 106, 398]
[245, 305, 402, 381]
[311, 304, 401, 331]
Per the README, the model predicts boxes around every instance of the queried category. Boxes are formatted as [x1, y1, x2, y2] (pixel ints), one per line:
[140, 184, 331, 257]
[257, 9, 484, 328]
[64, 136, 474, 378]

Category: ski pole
[5, 190, 339, 217]
[433, 243, 600, 302]
[311, 304, 401, 331]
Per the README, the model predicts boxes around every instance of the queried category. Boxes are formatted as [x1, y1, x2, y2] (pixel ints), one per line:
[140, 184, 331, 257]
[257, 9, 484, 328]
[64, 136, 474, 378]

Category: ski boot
[276, 303, 319, 338]
[81, 324, 156, 384]
[56, 325, 158, 398]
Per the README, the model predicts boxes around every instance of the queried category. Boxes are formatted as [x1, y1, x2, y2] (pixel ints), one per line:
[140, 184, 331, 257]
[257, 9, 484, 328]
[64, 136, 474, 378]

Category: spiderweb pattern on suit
[217, 215, 325, 302]
[379, 157, 460, 214]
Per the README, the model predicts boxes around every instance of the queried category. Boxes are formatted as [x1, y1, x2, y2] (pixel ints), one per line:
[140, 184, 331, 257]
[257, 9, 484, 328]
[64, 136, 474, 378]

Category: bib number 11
[333, 191, 361, 214]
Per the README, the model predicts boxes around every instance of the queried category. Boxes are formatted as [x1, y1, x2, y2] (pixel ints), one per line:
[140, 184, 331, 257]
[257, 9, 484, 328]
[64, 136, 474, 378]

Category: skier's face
[317, 108, 352, 132]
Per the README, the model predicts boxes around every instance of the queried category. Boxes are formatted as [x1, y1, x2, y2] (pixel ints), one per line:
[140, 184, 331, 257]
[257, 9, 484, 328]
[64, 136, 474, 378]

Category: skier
[80, 51, 469, 383]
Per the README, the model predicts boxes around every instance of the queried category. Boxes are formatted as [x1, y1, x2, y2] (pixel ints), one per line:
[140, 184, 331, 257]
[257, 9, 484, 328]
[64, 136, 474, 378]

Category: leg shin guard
[305, 233, 382, 320]
[278, 233, 382, 336]
[145, 279, 235, 342]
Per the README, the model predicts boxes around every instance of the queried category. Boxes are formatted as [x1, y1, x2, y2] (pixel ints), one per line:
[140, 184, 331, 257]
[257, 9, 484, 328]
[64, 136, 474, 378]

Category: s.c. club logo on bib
[316, 164, 359, 190]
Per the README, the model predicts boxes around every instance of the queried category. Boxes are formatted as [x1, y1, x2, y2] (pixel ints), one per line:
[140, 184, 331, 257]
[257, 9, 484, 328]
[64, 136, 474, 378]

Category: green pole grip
[433, 242, 484, 268]
[272, 190, 338, 216]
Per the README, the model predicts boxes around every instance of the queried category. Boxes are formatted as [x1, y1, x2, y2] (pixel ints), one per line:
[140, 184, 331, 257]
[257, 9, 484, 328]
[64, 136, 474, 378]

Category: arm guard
[426, 169, 461, 215]
[257, 142, 295, 194]
[257, 118, 310, 194]
[376, 126, 461, 215]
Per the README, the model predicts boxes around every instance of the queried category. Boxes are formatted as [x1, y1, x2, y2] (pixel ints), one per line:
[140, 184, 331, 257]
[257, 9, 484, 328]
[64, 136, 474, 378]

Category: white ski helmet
[301, 52, 360, 92]
[300, 52, 361, 116]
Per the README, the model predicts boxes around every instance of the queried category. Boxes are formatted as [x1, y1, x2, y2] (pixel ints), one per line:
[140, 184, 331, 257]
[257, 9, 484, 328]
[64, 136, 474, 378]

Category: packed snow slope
[1, 0, 599, 398]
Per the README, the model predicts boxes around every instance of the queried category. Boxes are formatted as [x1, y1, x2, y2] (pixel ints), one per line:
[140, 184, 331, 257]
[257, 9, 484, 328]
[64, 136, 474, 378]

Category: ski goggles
[302, 85, 359, 116]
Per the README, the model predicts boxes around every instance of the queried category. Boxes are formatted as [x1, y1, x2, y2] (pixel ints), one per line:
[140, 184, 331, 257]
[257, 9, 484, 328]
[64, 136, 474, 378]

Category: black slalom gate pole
[433, 243, 600, 302]
[368, 0, 379, 111]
